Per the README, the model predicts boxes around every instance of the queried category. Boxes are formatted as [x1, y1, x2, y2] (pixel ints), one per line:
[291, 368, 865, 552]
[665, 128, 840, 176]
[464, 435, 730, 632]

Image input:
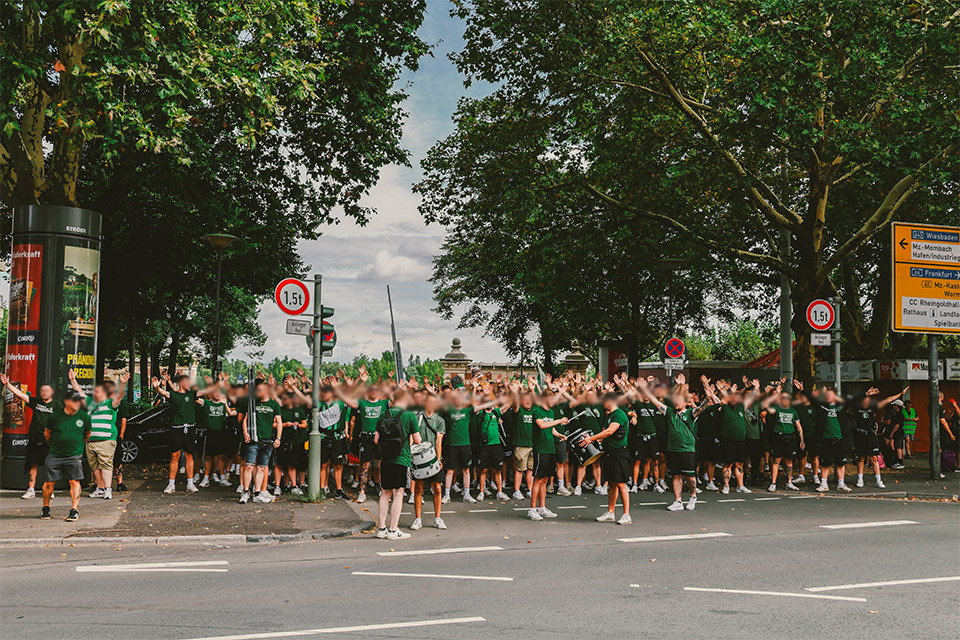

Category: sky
[229, 2, 507, 366]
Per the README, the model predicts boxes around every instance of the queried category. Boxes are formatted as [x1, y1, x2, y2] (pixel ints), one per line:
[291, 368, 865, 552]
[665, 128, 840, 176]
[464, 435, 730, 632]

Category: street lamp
[200, 233, 240, 376]
[655, 258, 687, 335]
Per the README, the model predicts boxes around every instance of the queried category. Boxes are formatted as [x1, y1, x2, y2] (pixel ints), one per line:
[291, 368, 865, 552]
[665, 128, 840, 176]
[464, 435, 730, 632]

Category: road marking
[754, 497, 781, 501]
[179, 616, 486, 640]
[717, 498, 745, 503]
[637, 502, 668, 506]
[617, 532, 732, 543]
[556, 505, 587, 510]
[819, 520, 917, 530]
[469, 509, 497, 513]
[513, 507, 529, 511]
[806, 576, 960, 592]
[377, 546, 504, 557]
[352, 571, 512, 582]
[76, 561, 229, 573]
[790, 495, 817, 499]
[683, 587, 865, 602]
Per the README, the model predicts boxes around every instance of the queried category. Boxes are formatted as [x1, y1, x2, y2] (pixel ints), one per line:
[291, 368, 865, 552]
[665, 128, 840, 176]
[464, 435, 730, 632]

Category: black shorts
[321, 435, 348, 465]
[701, 438, 721, 463]
[666, 451, 697, 477]
[25, 435, 49, 470]
[770, 432, 800, 459]
[554, 438, 568, 464]
[443, 444, 472, 470]
[380, 461, 408, 490]
[720, 439, 747, 464]
[657, 431, 668, 455]
[603, 447, 631, 484]
[112, 437, 125, 468]
[533, 452, 556, 478]
[478, 443, 504, 470]
[855, 432, 881, 458]
[818, 438, 847, 467]
[44, 455, 84, 482]
[171, 425, 197, 456]
[633, 433, 659, 461]
[205, 429, 230, 456]
[356, 432, 378, 463]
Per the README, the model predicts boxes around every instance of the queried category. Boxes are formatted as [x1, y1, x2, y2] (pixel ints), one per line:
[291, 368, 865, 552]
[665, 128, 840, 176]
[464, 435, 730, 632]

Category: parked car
[119, 402, 173, 463]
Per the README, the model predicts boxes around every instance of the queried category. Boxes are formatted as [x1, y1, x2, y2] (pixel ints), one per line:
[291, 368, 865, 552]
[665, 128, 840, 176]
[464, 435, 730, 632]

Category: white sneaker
[596, 511, 616, 522]
[736, 485, 752, 494]
[238, 491, 250, 504]
[476, 491, 485, 501]
[273, 486, 281, 496]
[496, 491, 510, 500]
[527, 508, 543, 521]
[290, 486, 304, 496]
[452, 482, 462, 494]
[434, 517, 447, 530]
[376, 527, 387, 539]
[838, 482, 852, 492]
[253, 491, 274, 503]
[410, 518, 422, 531]
[785, 482, 799, 491]
[236, 483, 244, 493]
[667, 500, 684, 511]
[855, 477, 864, 488]
[512, 490, 525, 500]
[721, 485, 730, 495]
[163, 482, 176, 494]
[89, 487, 105, 498]
[21, 488, 35, 499]
[186, 481, 199, 493]
[629, 485, 638, 493]
[695, 487, 703, 494]
[875, 479, 886, 488]
[794, 475, 806, 484]
[595, 485, 608, 496]
[768, 483, 777, 493]
[617, 513, 632, 525]
[546, 484, 555, 494]
[462, 492, 477, 503]
[357, 491, 367, 503]
[199, 476, 210, 488]
[556, 485, 572, 497]
[407, 493, 415, 504]
[192, 474, 200, 484]
[653, 484, 666, 493]
[658, 479, 667, 490]
[385, 529, 411, 540]
[218, 477, 232, 487]
[538, 507, 558, 519]
[705, 481, 718, 491]
[816, 482, 829, 492]
[685, 496, 697, 510]
[572, 485, 583, 496]
[441, 494, 451, 504]
[639, 479, 651, 491]
[103, 488, 112, 500]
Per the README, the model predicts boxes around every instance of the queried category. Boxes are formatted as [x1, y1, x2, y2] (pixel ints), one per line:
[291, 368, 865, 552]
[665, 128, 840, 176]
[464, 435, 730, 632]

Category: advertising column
[2, 206, 102, 488]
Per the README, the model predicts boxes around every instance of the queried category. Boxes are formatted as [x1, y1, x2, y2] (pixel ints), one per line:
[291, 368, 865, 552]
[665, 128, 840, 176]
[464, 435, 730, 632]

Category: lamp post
[200, 233, 239, 376]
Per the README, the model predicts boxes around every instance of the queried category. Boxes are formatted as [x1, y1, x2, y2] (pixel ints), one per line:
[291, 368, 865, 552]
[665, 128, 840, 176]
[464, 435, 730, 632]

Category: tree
[445, 0, 958, 381]
[686, 319, 780, 362]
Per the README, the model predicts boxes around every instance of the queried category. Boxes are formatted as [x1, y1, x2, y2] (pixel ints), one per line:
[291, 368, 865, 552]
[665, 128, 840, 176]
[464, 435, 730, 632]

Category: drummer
[578, 393, 632, 525]
[567, 388, 604, 496]
[410, 393, 447, 531]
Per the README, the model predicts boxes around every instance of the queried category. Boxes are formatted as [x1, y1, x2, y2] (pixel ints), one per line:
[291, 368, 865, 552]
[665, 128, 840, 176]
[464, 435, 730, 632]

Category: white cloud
[360, 249, 432, 282]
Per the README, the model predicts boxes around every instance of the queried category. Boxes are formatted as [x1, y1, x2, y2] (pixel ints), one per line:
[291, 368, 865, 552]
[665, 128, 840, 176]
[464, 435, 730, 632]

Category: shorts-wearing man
[581, 394, 631, 525]
[84, 373, 129, 499]
[40, 389, 91, 522]
[442, 392, 476, 503]
[238, 381, 283, 504]
[376, 392, 420, 540]
[528, 397, 568, 521]
[411, 394, 446, 531]
[0, 374, 60, 499]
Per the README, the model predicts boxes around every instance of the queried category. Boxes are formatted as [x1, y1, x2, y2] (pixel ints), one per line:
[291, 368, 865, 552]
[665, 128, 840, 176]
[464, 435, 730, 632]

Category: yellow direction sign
[891, 222, 960, 334]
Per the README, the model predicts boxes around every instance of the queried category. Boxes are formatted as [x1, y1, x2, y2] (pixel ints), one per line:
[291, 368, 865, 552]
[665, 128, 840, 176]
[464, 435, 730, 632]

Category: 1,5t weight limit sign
[274, 278, 311, 316]
[806, 299, 835, 332]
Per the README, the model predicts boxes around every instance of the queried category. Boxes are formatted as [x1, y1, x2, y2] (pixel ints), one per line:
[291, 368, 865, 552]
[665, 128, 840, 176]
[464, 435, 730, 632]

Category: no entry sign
[806, 299, 835, 332]
[274, 278, 310, 316]
[664, 337, 686, 360]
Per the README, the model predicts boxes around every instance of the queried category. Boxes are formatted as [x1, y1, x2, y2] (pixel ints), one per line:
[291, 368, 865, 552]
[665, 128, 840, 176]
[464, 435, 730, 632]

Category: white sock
[857, 473, 863, 481]
[875, 474, 881, 482]
[166, 479, 175, 486]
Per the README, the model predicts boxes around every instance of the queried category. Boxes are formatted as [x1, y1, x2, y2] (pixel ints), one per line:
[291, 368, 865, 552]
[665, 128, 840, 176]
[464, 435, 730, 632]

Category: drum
[566, 428, 604, 467]
[411, 442, 442, 480]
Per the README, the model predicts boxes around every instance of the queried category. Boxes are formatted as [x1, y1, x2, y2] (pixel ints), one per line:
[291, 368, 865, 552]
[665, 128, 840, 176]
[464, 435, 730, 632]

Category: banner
[60, 245, 99, 395]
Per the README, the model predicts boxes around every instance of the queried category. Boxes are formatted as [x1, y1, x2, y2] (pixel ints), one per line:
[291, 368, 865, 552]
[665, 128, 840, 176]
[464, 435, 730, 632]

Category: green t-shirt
[384, 410, 421, 467]
[252, 399, 282, 441]
[444, 407, 472, 447]
[797, 404, 817, 434]
[47, 409, 91, 458]
[357, 398, 389, 433]
[822, 403, 842, 439]
[718, 403, 747, 442]
[666, 406, 697, 453]
[88, 399, 118, 442]
[205, 401, 228, 431]
[768, 406, 800, 435]
[552, 402, 571, 434]
[604, 408, 629, 449]
[512, 407, 535, 447]
[27, 396, 60, 439]
[419, 412, 446, 447]
[634, 401, 658, 436]
[744, 405, 761, 440]
[574, 404, 603, 434]
[532, 405, 555, 454]
[169, 388, 199, 426]
[476, 408, 502, 446]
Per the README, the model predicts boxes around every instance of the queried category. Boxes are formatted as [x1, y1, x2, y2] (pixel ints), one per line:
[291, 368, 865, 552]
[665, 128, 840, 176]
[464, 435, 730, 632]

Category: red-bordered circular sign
[806, 299, 835, 331]
[274, 278, 310, 316]
[664, 337, 685, 359]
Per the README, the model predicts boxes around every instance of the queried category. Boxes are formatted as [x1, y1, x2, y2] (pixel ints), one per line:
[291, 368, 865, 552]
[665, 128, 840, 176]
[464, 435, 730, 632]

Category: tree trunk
[167, 329, 181, 375]
[128, 332, 136, 400]
[139, 338, 150, 398]
[150, 342, 162, 380]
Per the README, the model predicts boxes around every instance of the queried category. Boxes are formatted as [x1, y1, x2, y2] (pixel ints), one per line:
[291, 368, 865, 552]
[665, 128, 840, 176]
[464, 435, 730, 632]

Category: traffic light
[321, 320, 337, 350]
[321, 306, 334, 320]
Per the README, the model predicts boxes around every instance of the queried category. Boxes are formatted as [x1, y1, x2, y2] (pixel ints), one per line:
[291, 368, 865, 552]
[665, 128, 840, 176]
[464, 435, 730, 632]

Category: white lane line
[556, 505, 587, 510]
[683, 587, 865, 602]
[76, 561, 228, 573]
[819, 520, 917, 530]
[618, 532, 732, 543]
[352, 571, 512, 582]
[637, 502, 668, 506]
[754, 497, 781, 501]
[790, 495, 817, 499]
[512, 507, 529, 511]
[179, 616, 486, 640]
[807, 576, 960, 592]
[717, 498, 745, 503]
[377, 546, 504, 557]
[469, 509, 497, 513]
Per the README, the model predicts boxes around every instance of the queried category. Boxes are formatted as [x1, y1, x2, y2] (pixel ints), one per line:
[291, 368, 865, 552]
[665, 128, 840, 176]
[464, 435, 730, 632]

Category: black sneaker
[117, 482, 128, 492]
[64, 508, 79, 522]
[335, 489, 347, 500]
[40, 506, 51, 520]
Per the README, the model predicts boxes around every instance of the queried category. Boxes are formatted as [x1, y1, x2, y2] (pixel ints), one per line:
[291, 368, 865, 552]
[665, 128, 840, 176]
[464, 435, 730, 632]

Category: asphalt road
[2, 490, 958, 640]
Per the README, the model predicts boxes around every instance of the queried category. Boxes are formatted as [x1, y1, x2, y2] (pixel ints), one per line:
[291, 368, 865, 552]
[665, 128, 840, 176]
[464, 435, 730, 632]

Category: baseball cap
[64, 389, 84, 401]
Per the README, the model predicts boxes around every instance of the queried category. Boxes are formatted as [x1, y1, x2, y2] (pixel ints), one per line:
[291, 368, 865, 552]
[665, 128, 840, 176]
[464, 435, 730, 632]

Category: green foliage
[686, 320, 780, 363]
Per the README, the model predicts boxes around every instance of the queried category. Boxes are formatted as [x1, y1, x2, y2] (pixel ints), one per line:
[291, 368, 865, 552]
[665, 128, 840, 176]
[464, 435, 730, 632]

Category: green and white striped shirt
[88, 400, 118, 442]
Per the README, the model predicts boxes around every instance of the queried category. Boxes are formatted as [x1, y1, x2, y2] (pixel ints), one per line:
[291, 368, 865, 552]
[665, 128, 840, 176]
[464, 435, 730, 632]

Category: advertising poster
[60, 245, 100, 396]
[606, 348, 629, 379]
[3, 243, 43, 454]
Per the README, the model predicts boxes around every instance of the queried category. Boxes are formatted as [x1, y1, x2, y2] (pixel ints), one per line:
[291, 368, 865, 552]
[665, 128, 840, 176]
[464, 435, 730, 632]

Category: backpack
[377, 412, 405, 459]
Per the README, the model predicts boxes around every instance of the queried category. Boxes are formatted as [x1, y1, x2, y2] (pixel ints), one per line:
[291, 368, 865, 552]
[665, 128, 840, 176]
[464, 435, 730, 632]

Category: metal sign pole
[928, 334, 941, 479]
[307, 274, 324, 500]
[830, 297, 842, 395]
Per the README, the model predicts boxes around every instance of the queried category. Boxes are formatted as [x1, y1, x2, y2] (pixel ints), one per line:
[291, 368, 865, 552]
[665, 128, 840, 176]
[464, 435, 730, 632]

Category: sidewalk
[792, 457, 959, 501]
[0, 463, 374, 546]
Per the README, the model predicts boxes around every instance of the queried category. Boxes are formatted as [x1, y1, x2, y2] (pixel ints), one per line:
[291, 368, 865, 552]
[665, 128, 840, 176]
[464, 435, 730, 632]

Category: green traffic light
[321, 306, 334, 319]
